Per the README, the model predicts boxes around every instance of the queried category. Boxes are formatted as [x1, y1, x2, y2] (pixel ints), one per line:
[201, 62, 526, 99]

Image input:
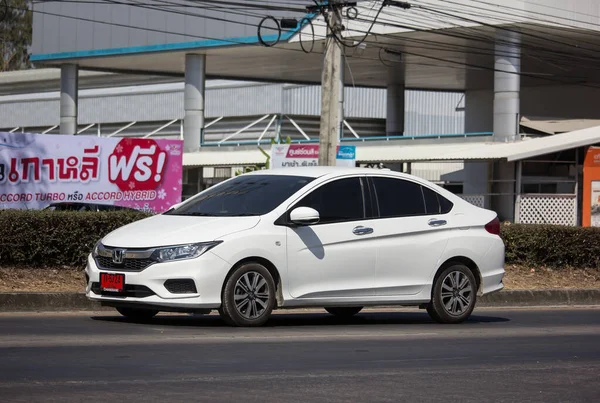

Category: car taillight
[485, 217, 500, 235]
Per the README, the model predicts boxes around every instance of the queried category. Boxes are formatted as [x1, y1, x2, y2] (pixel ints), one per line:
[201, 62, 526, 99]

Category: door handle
[428, 219, 447, 227]
[352, 226, 373, 235]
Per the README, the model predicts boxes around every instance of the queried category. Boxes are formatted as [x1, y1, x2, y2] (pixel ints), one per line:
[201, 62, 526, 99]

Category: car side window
[372, 177, 425, 218]
[422, 186, 440, 214]
[439, 194, 454, 214]
[294, 177, 365, 224]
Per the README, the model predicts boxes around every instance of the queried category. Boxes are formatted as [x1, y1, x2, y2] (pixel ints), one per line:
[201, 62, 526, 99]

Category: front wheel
[115, 307, 159, 320]
[325, 307, 363, 317]
[219, 263, 276, 327]
[427, 264, 477, 324]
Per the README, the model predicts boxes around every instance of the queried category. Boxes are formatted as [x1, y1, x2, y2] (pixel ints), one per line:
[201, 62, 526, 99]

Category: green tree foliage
[0, 0, 32, 71]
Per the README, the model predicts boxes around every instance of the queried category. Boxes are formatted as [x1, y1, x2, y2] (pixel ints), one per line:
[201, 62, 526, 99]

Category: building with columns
[25, 0, 600, 225]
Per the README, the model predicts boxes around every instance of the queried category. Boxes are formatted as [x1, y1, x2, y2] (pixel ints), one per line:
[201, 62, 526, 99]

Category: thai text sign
[270, 144, 356, 168]
[0, 132, 183, 213]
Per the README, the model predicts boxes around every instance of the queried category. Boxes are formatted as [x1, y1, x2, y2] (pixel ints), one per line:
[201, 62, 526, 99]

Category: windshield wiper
[165, 212, 260, 217]
[166, 212, 216, 216]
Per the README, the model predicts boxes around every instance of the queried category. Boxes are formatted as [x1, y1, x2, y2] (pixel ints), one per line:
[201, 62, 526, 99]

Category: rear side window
[294, 177, 364, 224]
[422, 186, 453, 214]
[371, 177, 454, 218]
[423, 187, 440, 214]
[372, 177, 425, 217]
[438, 194, 454, 214]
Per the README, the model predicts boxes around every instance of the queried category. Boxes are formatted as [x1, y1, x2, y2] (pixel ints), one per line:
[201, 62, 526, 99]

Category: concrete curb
[1, 289, 600, 312]
[0, 293, 110, 312]
[476, 289, 600, 307]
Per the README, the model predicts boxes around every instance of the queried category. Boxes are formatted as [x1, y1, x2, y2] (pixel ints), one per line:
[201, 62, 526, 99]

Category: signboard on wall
[591, 181, 600, 227]
[270, 144, 356, 169]
[0, 132, 183, 213]
[583, 147, 600, 227]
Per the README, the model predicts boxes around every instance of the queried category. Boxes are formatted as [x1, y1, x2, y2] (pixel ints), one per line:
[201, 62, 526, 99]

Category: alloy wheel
[441, 270, 473, 316]
[233, 271, 270, 320]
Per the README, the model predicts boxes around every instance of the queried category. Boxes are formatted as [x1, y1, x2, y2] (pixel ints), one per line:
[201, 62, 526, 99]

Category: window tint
[439, 193, 454, 214]
[295, 178, 364, 223]
[423, 187, 441, 215]
[372, 177, 425, 217]
[166, 175, 313, 217]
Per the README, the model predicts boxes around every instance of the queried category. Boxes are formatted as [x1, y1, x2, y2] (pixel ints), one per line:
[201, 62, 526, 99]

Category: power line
[362, 6, 600, 67]
[416, 0, 600, 51]
[18, 2, 600, 88]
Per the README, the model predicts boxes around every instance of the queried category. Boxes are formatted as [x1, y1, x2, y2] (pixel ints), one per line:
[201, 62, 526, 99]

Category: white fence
[516, 194, 577, 226]
[458, 194, 485, 208]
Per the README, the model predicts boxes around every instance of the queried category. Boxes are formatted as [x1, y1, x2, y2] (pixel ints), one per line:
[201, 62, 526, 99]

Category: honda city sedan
[85, 167, 505, 326]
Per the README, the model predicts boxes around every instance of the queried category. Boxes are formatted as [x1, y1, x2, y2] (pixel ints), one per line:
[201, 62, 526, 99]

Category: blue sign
[336, 145, 356, 160]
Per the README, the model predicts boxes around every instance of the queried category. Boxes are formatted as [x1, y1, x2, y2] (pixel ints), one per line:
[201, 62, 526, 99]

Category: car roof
[243, 166, 415, 179]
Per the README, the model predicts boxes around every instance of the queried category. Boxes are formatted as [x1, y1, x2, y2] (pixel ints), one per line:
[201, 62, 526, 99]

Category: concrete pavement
[0, 307, 599, 402]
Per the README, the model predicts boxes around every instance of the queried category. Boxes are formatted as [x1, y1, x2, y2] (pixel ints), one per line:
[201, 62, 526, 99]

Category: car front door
[368, 176, 453, 296]
[285, 176, 378, 300]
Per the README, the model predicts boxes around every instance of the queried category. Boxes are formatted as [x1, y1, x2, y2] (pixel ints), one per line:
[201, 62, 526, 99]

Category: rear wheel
[427, 264, 477, 324]
[325, 306, 363, 317]
[219, 263, 276, 327]
[115, 307, 159, 320]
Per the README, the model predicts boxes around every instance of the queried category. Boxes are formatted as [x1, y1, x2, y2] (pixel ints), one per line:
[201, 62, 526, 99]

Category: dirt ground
[0, 265, 599, 292]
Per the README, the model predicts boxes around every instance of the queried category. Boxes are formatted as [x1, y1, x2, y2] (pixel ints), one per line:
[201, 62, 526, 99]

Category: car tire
[325, 307, 363, 317]
[115, 307, 159, 320]
[219, 263, 276, 327]
[427, 264, 477, 324]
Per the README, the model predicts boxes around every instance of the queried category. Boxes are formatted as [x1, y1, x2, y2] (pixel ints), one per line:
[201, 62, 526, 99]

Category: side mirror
[289, 207, 320, 226]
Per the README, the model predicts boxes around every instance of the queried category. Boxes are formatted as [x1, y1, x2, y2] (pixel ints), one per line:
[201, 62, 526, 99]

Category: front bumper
[85, 251, 230, 310]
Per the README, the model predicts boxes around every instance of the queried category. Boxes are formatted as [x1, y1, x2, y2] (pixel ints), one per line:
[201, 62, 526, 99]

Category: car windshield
[165, 174, 314, 217]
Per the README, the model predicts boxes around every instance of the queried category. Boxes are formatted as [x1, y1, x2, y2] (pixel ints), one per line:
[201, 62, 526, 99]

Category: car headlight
[150, 241, 222, 263]
[92, 241, 101, 258]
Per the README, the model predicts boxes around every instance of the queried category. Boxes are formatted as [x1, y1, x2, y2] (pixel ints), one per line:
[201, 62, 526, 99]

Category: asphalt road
[0, 307, 599, 403]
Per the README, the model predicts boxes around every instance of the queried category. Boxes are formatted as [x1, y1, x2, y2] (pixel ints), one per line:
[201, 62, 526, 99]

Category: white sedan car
[86, 167, 505, 326]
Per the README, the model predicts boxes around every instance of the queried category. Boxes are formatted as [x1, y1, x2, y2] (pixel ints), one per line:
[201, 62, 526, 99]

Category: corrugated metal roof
[183, 125, 600, 166]
[405, 91, 464, 136]
[184, 149, 265, 167]
[520, 116, 600, 135]
[283, 85, 387, 118]
[0, 70, 464, 135]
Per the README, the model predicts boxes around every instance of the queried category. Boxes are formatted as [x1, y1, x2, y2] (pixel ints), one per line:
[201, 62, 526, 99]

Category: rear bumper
[481, 271, 505, 295]
[480, 236, 505, 296]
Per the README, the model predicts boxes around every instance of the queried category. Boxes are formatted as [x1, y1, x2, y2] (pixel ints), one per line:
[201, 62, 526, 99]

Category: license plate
[100, 272, 125, 293]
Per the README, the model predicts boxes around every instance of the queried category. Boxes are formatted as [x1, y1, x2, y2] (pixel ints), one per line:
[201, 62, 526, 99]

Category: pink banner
[0, 133, 183, 213]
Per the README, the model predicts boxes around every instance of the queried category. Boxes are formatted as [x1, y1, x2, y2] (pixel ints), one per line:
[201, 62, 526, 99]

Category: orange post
[583, 146, 600, 227]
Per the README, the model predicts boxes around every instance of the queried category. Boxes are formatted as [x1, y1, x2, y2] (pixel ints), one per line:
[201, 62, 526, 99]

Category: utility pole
[313, 0, 410, 166]
[318, 1, 344, 166]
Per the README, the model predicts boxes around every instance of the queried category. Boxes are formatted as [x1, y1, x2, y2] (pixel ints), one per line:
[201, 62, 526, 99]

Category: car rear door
[367, 175, 453, 296]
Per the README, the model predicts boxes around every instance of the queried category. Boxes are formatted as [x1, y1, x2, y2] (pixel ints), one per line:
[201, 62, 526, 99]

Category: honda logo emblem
[112, 249, 125, 264]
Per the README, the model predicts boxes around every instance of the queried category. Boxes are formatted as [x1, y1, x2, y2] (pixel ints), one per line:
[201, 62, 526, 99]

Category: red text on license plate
[100, 273, 125, 292]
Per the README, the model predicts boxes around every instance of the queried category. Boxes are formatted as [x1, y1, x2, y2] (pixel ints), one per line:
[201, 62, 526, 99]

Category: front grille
[95, 255, 154, 272]
[91, 282, 155, 298]
[164, 279, 197, 294]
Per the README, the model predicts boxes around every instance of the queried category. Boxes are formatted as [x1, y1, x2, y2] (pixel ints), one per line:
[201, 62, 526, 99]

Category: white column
[184, 54, 206, 153]
[493, 30, 521, 143]
[60, 64, 78, 135]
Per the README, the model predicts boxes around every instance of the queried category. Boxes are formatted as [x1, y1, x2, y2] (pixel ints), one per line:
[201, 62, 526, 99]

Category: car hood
[101, 214, 261, 248]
